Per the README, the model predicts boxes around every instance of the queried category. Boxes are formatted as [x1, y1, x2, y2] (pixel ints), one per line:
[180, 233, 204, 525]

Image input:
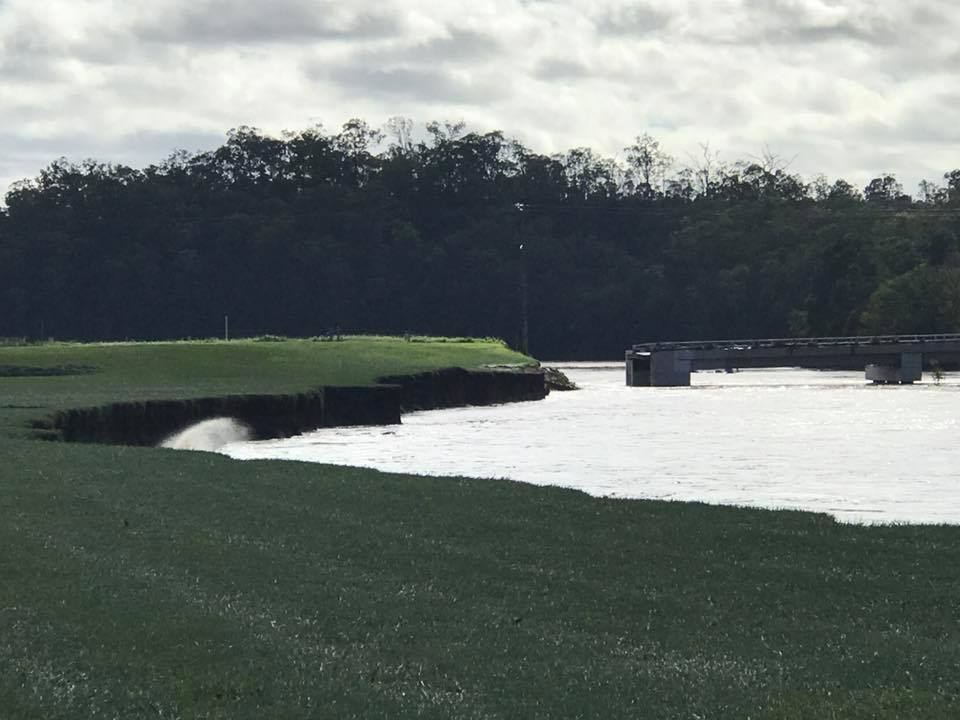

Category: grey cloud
[324, 65, 508, 105]
[534, 47, 673, 86]
[0, 54, 65, 84]
[67, 30, 146, 66]
[868, 45, 958, 83]
[596, 4, 673, 37]
[661, 88, 751, 128]
[135, 0, 400, 46]
[775, 17, 896, 45]
[534, 57, 593, 81]
[339, 26, 502, 73]
[313, 25, 506, 104]
[910, 6, 949, 27]
[0, 11, 160, 72]
[803, 86, 852, 117]
[97, 71, 201, 109]
[402, 28, 502, 64]
[0, 23, 66, 81]
[860, 108, 960, 146]
[720, 0, 899, 46]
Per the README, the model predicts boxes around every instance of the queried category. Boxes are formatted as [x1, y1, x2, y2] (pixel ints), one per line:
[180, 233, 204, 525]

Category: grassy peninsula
[2, 338, 960, 718]
[0, 336, 528, 437]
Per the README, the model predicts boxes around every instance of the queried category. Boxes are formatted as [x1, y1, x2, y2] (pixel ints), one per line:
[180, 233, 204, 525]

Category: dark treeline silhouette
[2, 119, 960, 358]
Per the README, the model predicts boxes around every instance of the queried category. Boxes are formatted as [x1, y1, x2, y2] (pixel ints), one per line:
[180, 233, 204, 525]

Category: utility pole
[516, 202, 529, 355]
[520, 246, 529, 355]
[224, 315, 229, 342]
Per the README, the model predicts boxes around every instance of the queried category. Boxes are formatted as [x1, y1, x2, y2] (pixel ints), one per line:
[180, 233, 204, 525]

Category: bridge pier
[651, 350, 692, 386]
[865, 352, 922, 384]
[626, 351, 692, 386]
[625, 353, 650, 386]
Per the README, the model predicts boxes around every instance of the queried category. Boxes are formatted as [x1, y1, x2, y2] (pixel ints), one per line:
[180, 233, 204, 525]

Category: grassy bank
[0, 336, 529, 438]
[2, 339, 960, 718]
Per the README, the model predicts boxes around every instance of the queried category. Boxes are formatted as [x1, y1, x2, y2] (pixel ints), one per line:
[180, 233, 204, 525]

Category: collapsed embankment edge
[45, 367, 548, 447]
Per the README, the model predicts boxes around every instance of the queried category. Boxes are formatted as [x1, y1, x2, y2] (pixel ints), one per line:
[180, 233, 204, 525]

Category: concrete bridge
[626, 333, 960, 386]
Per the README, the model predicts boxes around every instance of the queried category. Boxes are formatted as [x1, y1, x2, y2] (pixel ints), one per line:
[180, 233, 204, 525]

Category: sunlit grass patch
[0, 336, 530, 436]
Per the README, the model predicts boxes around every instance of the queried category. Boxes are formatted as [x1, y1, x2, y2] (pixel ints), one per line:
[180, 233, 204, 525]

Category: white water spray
[160, 417, 252, 451]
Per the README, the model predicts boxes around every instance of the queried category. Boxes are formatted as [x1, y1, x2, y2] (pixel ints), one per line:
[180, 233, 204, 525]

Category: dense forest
[2, 119, 959, 358]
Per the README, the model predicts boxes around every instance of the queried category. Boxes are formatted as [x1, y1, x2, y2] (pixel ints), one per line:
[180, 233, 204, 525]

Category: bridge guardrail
[631, 333, 960, 353]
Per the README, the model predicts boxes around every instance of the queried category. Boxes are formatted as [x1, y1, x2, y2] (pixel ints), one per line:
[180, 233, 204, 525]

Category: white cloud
[1, 0, 958, 196]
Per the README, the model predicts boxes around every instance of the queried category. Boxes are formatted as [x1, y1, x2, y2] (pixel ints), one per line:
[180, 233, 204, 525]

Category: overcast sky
[2, 0, 958, 198]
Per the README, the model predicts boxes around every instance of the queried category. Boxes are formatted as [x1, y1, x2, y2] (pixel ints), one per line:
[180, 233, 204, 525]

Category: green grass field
[0, 336, 529, 437]
[2, 338, 960, 718]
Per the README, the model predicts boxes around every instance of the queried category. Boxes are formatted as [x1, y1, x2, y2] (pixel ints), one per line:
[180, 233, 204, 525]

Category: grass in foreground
[4, 441, 960, 718]
[2, 338, 960, 717]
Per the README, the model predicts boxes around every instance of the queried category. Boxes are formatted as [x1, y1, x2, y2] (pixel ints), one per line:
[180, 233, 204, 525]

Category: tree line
[2, 119, 960, 358]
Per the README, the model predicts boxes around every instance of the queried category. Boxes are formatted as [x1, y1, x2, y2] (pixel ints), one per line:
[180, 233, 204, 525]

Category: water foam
[161, 417, 252, 451]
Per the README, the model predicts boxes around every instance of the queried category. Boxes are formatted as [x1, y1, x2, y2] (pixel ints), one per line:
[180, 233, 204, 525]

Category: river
[222, 364, 960, 525]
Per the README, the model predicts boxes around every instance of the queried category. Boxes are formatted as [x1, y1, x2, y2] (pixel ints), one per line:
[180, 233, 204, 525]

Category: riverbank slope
[0, 336, 538, 442]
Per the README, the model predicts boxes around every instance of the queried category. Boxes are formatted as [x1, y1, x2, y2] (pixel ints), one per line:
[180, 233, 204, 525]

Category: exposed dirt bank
[47, 367, 547, 447]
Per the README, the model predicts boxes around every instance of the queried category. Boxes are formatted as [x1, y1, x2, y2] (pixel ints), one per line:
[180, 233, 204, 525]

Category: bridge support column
[901, 352, 922, 382]
[650, 350, 692, 387]
[625, 352, 651, 386]
[865, 352, 923, 384]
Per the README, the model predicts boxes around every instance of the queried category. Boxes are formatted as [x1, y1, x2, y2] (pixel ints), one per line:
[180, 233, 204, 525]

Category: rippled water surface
[223, 365, 960, 525]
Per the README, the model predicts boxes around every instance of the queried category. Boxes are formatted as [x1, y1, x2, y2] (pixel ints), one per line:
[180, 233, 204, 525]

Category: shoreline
[47, 366, 549, 447]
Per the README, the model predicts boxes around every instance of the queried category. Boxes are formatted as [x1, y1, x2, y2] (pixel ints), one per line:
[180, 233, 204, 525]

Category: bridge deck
[632, 333, 960, 353]
[626, 333, 960, 386]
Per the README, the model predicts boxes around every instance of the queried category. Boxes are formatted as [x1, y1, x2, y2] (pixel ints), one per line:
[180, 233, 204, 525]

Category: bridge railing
[631, 333, 960, 353]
